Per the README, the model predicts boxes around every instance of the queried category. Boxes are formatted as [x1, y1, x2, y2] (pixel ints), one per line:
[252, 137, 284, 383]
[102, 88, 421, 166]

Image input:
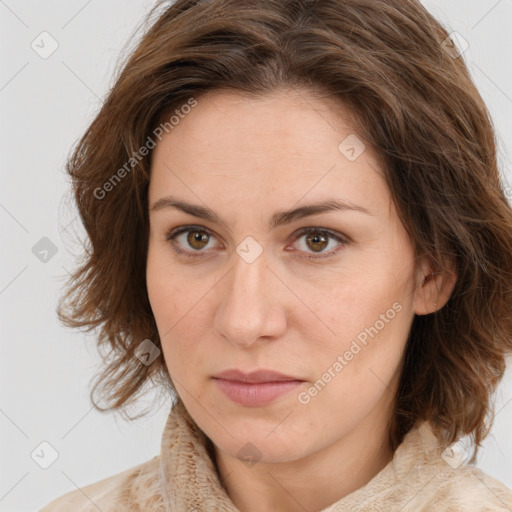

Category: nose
[213, 248, 287, 348]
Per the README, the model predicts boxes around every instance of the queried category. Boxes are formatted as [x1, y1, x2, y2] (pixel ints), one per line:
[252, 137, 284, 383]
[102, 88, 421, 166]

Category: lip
[213, 369, 303, 383]
[213, 379, 304, 407]
[212, 369, 305, 407]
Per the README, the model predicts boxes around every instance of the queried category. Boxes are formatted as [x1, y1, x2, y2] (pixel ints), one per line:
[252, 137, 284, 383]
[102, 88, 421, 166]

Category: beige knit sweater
[40, 399, 512, 511]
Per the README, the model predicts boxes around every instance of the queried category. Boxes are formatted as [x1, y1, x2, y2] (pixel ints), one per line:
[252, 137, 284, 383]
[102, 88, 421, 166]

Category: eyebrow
[149, 196, 373, 230]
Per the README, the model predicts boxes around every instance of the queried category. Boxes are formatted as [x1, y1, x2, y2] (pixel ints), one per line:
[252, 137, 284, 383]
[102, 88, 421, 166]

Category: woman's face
[146, 88, 429, 464]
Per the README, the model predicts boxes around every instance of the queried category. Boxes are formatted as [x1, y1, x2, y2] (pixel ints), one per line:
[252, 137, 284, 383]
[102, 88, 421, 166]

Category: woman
[40, 0, 512, 510]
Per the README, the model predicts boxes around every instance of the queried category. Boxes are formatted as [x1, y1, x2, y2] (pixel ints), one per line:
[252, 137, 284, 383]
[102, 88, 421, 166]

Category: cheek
[146, 247, 184, 361]
[146, 240, 191, 327]
[146, 258, 210, 378]
[308, 260, 415, 390]
[315, 269, 411, 345]
[304, 294, 411, 428]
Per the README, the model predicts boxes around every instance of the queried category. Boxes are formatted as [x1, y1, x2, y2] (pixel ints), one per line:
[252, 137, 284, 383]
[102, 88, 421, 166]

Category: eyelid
[293, 226, 348, 244]
[165, 225, 348, 259]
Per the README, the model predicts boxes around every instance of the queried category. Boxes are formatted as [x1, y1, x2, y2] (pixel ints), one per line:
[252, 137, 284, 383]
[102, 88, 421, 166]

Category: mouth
[212, 378, 304, 407]
[211, 368, 306, 406]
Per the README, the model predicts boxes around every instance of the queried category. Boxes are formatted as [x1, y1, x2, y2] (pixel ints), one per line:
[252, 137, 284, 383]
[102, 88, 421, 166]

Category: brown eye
[305, 232, 329, 253]
[293, 227, 348, 260]
[187, 230, 210, 250]
[166, 226, 219, 258]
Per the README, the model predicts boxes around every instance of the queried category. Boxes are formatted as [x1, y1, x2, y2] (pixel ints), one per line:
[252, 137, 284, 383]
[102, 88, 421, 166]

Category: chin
[217, 433, 308, 466]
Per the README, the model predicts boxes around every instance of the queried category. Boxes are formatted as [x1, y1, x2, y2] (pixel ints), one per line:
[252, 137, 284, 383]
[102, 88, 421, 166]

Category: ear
[413, 255, 457, 316]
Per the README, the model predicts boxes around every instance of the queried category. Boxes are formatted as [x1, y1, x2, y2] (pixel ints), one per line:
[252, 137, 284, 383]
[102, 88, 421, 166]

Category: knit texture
[40, 399, 512, 511]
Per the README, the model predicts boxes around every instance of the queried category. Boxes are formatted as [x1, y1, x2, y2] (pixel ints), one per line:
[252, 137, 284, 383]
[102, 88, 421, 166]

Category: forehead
[153, 88, 363, 157]
[148, 88, 389, 216]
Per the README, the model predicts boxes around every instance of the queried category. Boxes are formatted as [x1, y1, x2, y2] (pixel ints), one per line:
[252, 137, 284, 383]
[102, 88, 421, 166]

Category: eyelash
[165, 225, 349, 261]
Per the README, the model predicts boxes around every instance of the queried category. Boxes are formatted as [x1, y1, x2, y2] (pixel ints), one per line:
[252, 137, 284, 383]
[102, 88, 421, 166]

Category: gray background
[1, 1, 511, 511]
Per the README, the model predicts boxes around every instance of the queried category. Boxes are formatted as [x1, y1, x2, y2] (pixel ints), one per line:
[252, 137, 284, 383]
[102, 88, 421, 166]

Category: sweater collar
[158, 399, 444, 511]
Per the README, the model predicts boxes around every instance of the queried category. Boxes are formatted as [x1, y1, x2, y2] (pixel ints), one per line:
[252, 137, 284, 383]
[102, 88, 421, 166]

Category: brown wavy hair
[57, 0, 512, 459]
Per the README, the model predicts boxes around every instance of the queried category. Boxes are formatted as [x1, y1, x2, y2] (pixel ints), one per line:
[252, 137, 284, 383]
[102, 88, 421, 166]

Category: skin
[146, 88, 456, 512]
